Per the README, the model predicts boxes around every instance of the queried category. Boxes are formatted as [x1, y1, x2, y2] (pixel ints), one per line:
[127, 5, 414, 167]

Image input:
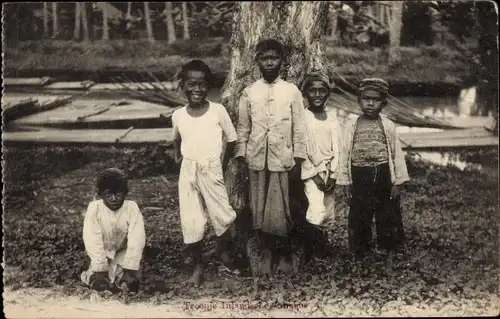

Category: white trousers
[178, 158, 237, 244]
[304, 171, 335, 226]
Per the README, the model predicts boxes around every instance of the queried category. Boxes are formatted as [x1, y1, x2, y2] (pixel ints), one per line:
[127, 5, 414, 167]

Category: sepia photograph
[2, 1, 499, 318]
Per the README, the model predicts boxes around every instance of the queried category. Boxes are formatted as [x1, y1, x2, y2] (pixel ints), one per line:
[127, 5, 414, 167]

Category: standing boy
[337, 78, 409, 260]
[300, 71, 341, 226]
[81, 168, 146, 293]
[235, 39, 309, 276]
[172, 59, 238, 286]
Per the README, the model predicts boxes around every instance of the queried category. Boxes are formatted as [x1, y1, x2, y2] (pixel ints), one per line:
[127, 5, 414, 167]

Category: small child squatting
[172, 59, 237, 286]
[300, 71, 342, 226]
[81, 168, 146, 292]
[337, 78, 409, 260]
[235, 39, 309, 275]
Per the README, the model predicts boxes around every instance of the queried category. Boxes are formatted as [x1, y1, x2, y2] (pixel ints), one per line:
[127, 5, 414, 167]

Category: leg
[373, 164, 395, 253]
[304, 179, 327, 226]
[348, 166, 376, 258]
[186, 240, 204, 287]
[196, 165, 237, 267]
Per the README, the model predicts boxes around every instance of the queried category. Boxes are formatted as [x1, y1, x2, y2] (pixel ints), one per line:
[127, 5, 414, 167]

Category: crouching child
[81, 168, 146, 292]
[300, 71, 341, 226]
[337, 78, 409, 260]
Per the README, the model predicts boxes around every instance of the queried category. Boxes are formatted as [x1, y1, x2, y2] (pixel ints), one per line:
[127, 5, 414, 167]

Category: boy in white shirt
[81, 168, 146, 292]
[172, 59, 238, 286]
[300, 71, 341, 226]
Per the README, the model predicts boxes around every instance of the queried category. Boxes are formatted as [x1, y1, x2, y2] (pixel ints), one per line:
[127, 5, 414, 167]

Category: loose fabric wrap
[358, 78, 389, 95]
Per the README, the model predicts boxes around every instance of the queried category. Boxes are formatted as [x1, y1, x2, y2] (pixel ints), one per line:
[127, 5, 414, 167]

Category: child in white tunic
[81, 168, 146, 292]
[172, 60, 238, 286]
[300, 71, 341, 226]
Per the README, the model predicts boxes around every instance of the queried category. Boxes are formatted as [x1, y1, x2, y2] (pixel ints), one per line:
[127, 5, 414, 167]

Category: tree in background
[165, 2, 176, 43]
[51, 2, 58, 39]
[73, 2, 81, 40]
[81, 3, 90, 42]
[144, 2, 154, 43]
[387, 1, 403, 65]
[102, 2, 110, 40]
[182, 2, 190, 40]
[43, 2, 49, 38]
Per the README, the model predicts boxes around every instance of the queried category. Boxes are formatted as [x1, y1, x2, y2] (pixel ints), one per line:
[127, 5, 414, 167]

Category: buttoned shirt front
[235, 78, 308, 172]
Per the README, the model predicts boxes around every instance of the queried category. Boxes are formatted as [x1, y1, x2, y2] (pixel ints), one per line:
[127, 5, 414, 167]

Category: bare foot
[277, 255, 293, 274]
[186, 264, 204, 287]
[261, 249, 272, 277]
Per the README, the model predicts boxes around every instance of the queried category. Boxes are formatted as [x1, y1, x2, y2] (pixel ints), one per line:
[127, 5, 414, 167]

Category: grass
[4, 39, 477, 86]
[2, 144, 499, 316]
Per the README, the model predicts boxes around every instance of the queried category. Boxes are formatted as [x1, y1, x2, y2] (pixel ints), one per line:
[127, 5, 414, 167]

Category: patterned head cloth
[96, 168, 128, 195]
[359, 78, 389, 95]
[301, 71, 332, 92]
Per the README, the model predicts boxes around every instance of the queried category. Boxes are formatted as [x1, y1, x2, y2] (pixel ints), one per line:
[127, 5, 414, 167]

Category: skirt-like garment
[249, 169, 292, 237]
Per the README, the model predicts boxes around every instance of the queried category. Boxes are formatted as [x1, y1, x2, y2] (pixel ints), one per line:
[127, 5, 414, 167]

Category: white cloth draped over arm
[83, 201, 109, 272]
[121, 202, 146, 270]
[329, 116, 342, 180]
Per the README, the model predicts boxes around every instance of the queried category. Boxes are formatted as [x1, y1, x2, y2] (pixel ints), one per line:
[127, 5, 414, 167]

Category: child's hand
[90, 271, 110, 291]
[312, 174, 326, 191]
[340, 185, 351, 202]
[121, 269, 139, 292]
[390, 185, 401, 199]
[174, 154, 183, 164]
[323, 178, 336, 194]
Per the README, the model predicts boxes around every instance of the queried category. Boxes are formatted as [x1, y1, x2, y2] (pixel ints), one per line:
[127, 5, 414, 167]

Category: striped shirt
[351, 117, 389, 167]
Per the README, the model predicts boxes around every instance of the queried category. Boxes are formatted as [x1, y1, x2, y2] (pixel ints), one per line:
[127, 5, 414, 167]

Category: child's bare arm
[172, 112, 183, 163]
[82, 202, 108, 272]
[393, 130, 410, 186]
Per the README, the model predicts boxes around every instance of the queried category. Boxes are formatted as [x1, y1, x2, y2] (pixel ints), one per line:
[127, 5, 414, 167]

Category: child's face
[101, 189, 126, 211]
[359, 90, 386, 118]
[182, 70, 209, 106]
[256, 50, 282, 78]
[305, 80, 330, 110]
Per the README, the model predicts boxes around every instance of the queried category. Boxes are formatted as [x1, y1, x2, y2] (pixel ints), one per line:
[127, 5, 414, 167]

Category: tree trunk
[81, 3, 90, 42]
[388, 1, 403, 66]
[220, 1, 329, 276]
[126, 2, 132, 31]
[43, 2, 49, 38]
[144, 2, 155, 43]
[476, 1, 498, 132]
[51, 2, 59, 39]
[73, 2, 81, 40]
[182, 2, 190, 40]
[165, 2, 177, 43]
[328, 1, 341, 40]
[102, 3, 110, 40]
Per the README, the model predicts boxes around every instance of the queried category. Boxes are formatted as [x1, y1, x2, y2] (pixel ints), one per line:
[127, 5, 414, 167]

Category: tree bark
[43, 2, 49, 38]
[328, 1, 341, 40]
[51, 2, 59, 39]
[388, 1, 403, 66]
[73, 2, 81, 40]
[126, 2, 132, 31]
[81, 3, 90, 42]
[476, 1, 498, 132]
[165, 2, 177, 43]
[102, 3, 110, 40]
[182, 2, 190, 40]
[143, 2, 155, 43]
[220, 1, 330, 275]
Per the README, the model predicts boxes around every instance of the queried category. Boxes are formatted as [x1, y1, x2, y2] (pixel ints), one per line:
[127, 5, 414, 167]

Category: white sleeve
[218, 104, 237, 142]
[121, 202, 146, 270]
[83, 202, 108, 272]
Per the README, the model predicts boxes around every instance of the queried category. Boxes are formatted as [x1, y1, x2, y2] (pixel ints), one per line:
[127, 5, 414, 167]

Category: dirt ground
[2, 145, 499, 318]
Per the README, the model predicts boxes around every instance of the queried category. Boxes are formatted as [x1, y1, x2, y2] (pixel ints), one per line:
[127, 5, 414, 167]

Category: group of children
[81, 38, 409, 292]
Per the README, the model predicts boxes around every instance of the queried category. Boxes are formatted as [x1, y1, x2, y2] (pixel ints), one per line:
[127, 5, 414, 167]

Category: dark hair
[255, 39, 285, 58]
[178, 59, 213, 84]
[96, 168, 129, 196]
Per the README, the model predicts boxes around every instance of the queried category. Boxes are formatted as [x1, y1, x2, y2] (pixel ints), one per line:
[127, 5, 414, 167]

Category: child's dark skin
[174, 69, 236, 173]
[91, 188, 139, 292]
[340, 90, 401, 201]
[304, 79, 336, 193]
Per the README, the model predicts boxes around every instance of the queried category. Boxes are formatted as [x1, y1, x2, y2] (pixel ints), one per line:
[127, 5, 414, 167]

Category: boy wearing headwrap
[235, 39, 308, 276]
[300, 71, 341, 226]
[337, 78, 409, 260]
[81, 168, 146, 292]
